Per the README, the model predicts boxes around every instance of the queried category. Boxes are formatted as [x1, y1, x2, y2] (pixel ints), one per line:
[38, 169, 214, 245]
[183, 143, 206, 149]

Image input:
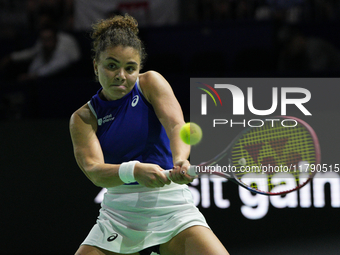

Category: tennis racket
[166, 116, 320, 196]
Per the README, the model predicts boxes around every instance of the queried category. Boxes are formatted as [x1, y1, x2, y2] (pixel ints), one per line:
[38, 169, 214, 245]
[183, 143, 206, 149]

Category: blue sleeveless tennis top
[88, 78, 173, 183]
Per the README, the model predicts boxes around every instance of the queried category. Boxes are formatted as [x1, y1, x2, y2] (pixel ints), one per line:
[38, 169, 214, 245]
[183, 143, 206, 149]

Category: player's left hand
[168, 160, 194, 184]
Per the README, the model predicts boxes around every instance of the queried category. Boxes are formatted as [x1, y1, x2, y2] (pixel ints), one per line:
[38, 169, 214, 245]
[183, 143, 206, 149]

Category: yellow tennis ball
[180, 122, 202, 145]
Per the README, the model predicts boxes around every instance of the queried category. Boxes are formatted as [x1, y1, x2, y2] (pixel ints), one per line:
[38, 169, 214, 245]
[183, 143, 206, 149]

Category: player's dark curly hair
[91, 14, 147, 68]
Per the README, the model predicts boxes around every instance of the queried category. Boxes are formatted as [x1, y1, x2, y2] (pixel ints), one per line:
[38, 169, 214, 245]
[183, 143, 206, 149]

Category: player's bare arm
[139, 71, 192, 183]
[69, 104, 124, 187]
[70, 104, 170, 188]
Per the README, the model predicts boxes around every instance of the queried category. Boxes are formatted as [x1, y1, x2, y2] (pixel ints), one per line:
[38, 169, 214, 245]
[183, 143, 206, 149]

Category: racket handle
[187, 165, 197, 176]
[164, 165, 197, 181]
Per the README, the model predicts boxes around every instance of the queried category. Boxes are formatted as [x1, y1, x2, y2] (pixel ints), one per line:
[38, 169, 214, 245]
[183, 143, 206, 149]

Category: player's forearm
[80, 161, 124, 188]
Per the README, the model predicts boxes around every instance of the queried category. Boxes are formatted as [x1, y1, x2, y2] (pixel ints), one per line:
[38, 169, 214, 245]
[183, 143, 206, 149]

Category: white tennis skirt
[81, 182, 210, 254]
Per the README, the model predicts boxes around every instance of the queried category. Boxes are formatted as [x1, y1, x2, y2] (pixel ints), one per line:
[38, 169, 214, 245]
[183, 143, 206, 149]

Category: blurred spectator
[254, 0, 272, 20]
[0, 24, 80, 82]
[255, 0, 306, 22]
[26, 0, 74, 31]
[202, 0, 255, 21]
[277, 25, 340, 72]
[181, 0, 340, 22]
[0, 21, 80, 119]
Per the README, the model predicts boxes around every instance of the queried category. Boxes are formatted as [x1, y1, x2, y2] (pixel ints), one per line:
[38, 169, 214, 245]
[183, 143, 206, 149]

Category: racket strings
[231, 119, 317, 193]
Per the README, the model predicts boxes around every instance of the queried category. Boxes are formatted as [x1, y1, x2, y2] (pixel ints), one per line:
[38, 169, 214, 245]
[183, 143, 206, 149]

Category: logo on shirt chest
[97, 95, 139, 126]
[98, 114, 115, 126]
[132, 95, 139, 107]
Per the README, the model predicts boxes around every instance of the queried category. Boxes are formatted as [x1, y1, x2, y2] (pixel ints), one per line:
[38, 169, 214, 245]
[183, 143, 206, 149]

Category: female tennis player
[70, 14, 229, 255]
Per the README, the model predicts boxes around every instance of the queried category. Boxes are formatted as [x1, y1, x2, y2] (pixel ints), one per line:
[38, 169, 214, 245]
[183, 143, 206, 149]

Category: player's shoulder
[139, 70, 165, 85]
[138, 71, 170, 101]
[70, 103, 97, 130]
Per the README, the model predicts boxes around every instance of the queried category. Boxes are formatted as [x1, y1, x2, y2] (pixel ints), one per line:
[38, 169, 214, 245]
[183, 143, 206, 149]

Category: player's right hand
[134, 163, 171, 188]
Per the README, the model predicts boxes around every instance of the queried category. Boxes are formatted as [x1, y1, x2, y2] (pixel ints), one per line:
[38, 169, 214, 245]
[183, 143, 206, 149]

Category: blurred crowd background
[1, 0, 340, 120]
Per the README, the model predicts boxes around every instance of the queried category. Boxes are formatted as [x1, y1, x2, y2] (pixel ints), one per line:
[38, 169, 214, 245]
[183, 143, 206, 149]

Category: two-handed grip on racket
[164, 165, 197, 181]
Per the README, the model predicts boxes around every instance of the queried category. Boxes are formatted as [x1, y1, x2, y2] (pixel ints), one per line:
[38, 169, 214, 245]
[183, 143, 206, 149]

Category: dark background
[1, 1, 340, 254]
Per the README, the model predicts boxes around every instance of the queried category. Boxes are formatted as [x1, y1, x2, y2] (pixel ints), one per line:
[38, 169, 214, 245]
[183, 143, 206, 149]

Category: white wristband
[118, 160, 139, 183]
